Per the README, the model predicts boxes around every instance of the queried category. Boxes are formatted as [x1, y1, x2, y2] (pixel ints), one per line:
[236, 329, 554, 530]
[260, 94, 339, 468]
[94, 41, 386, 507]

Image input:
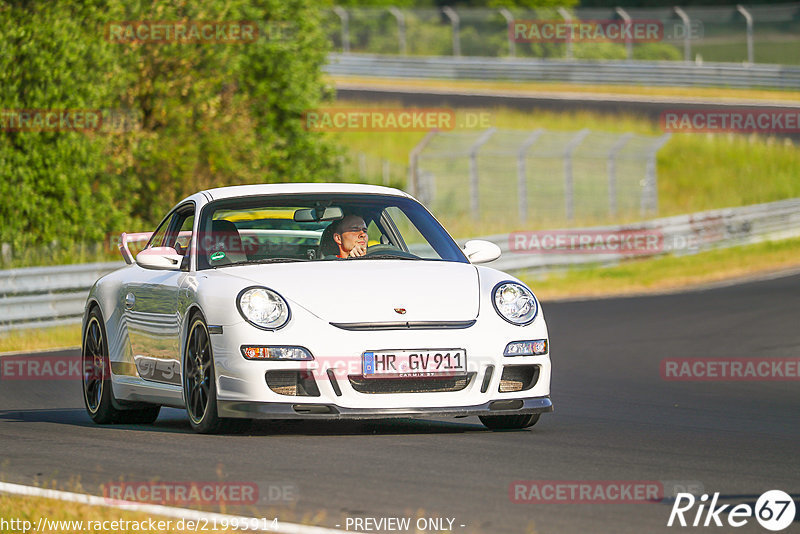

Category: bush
[0, 0, 339, 264]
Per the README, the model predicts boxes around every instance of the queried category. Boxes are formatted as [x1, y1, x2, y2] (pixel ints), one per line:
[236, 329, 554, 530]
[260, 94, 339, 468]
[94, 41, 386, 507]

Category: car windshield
[195, 193, 467, 270]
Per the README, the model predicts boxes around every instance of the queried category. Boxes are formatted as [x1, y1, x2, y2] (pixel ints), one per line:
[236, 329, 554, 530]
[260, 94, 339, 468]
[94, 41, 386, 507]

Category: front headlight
[492, 282, 538, 325]
[237, 287, 290, 330]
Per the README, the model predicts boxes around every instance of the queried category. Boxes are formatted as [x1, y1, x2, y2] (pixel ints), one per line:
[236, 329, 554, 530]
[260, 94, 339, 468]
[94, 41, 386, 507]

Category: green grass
[0, 324, 81, 354]
[694, 40, 800, 65]
[658, 134, 800, 215]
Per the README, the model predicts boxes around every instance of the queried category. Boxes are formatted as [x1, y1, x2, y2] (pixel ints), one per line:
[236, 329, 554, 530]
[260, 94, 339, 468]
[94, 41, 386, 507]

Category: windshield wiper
[214, 257, 308, 268]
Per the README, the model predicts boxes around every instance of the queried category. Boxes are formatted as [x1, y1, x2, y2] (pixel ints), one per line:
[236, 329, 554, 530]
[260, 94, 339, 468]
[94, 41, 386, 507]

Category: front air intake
[348, 373, 475, 394]
[265, 371, 320, 397]
[499, 365, 540, 393]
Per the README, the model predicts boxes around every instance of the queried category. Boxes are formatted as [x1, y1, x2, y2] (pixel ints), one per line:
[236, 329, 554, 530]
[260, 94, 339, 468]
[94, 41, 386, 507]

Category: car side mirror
[136, 247, 183, 270]
[463, 240, 501, 264]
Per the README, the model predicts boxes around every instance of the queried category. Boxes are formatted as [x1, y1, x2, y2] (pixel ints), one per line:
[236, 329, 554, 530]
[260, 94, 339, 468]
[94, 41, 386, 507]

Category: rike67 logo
[668, 490, 796, 531]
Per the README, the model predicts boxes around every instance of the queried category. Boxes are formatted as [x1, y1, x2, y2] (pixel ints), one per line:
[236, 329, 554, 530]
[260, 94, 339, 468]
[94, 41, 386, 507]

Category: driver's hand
[348, 242, 367, 258]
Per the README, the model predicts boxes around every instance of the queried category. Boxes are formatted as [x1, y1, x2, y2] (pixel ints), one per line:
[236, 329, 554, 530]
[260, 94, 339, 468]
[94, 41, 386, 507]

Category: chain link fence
[409, 128, 671, 226]
[338, 151, 407, 190]
[323, 4, 800, 65]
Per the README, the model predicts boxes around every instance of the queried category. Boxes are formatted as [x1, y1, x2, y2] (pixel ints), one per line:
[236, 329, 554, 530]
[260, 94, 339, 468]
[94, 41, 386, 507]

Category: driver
[332, 214, 368, 258]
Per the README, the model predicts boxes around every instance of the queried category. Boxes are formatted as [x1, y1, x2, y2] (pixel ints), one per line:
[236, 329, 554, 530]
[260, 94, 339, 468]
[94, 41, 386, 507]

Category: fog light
[504, 339, 547, 356]
[241, 346, 313, 360]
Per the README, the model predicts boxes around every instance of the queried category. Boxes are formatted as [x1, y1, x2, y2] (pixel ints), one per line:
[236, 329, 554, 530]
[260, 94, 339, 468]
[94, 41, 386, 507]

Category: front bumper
[218, 396, 553, 420]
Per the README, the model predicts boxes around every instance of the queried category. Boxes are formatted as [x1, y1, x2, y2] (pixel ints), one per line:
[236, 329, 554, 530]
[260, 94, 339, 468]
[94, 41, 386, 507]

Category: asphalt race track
[1, 273, 798, 533]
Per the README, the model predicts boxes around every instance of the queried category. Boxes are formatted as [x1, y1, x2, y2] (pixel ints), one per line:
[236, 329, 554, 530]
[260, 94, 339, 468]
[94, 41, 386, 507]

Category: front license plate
[362, 349, 467, 378]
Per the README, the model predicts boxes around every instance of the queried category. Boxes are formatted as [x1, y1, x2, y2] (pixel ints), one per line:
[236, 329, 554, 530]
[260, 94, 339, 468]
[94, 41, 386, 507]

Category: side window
[145, 207, 194, 254]
[146, 215, 174, 249]
[165, 210, 194, 255]
[171, 214, 194, 255]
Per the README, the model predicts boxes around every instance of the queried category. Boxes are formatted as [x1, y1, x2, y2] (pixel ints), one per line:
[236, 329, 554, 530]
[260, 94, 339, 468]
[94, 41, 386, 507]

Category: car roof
[199, 183, 413, 201]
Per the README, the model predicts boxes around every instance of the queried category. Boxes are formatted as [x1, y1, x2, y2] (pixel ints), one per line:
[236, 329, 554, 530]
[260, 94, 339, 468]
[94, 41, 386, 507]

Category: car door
[124, 204, 194, 386]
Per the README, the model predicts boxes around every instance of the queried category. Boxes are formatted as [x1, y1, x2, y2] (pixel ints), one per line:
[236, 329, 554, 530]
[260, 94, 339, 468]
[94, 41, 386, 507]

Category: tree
[0, 0, 339, 264]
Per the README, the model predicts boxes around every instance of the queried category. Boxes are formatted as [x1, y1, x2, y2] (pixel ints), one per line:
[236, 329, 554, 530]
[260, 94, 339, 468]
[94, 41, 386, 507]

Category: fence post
[388, 7, 407, 55]
[499, 8, 516, 57]
[338, 154, 347, 180]
[557, 8, 574, 60]
[382, 159, 390, 185]
[615, 7, 633, 60]
[408, 129, 439, 202]
[736, 5, 754, 65]
[517, 129, 545, 223]
[468, 128, 496, 220]
[607, 133, 633, 218]
[333, 7, 350, 53]
[674, 7, 692, 62]
[642, 133, 672, 216]
[358, 153, 367, 181]
[563, 129, 590, 221]
[442, 7, 461, 56]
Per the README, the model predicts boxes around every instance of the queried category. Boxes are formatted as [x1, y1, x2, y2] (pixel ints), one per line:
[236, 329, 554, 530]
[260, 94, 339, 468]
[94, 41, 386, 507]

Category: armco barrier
[0, 262, 122, 332]
[482, 198, 800, 273]
[2, 198, 799, 332]
[325, 54, 800, 90]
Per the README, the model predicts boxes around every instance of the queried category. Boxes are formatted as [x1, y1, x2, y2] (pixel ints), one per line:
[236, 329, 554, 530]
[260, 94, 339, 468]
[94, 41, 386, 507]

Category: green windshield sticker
[210, 251, 226, 261]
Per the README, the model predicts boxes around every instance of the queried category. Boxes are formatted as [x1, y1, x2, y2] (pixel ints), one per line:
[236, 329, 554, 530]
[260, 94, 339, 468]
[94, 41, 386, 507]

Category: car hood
[218, 260, 480, 324]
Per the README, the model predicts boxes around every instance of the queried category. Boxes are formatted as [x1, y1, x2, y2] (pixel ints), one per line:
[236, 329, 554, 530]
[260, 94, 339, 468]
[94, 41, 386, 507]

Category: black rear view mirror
[293, 206, 344, 222]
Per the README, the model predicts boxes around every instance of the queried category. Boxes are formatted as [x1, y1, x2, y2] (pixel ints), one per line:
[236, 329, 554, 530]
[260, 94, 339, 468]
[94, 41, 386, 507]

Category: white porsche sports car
[82, 183, 552, 433]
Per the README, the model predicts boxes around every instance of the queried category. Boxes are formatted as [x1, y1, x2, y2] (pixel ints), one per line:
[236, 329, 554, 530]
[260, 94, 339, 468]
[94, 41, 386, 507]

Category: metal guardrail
[2, 198, 799, 332]
[0, 262, 121, 296]
[0, 262, 122, 332]
[325, 54, 800, 89]
[479, 198, 800, 273]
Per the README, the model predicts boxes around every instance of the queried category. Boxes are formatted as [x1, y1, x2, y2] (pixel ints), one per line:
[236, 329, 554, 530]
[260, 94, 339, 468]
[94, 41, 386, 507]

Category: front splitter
[217, 396, 553, 420]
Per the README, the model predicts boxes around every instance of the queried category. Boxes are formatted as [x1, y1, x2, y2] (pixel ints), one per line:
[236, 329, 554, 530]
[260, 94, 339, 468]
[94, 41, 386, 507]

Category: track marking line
[0, 481, 347, 534]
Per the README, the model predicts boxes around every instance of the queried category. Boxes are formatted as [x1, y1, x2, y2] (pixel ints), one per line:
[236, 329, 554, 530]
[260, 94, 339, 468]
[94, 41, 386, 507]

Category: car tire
[82, 307, 160, 425]
[183, 313, 249, 434]
[479, 413, 540, 430]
